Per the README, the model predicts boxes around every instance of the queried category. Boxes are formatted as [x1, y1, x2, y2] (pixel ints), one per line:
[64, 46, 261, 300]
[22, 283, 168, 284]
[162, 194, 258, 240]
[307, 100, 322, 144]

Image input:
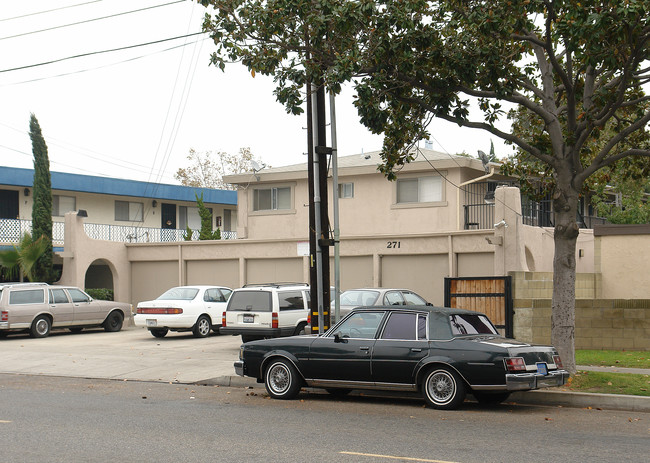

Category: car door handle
[411, 348, 422, 352]
[359, 346, 370, 351]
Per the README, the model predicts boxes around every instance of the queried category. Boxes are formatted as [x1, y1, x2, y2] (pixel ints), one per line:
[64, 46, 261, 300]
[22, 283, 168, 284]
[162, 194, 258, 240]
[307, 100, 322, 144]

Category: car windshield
[449, 314, 498, 336]
[156, 287, 199, 301]
[340, 290, 379, 306]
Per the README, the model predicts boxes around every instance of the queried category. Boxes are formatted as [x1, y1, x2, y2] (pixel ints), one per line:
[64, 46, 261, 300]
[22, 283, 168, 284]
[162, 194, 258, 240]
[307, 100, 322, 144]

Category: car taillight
[1, 311, 8, 321]
[222, 311, 227, 327]
[272, 312, 278, 329]
[553, 354, 563, 369]
[504, 357, 526, 372]
[136, 308, 183, 314]
[307, 312, 311, 325]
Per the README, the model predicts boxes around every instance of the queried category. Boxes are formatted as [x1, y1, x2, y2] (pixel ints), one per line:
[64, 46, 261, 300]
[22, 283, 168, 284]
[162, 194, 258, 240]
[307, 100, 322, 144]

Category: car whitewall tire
[422, 367, 466, 410]
[264, 359, 302, 400]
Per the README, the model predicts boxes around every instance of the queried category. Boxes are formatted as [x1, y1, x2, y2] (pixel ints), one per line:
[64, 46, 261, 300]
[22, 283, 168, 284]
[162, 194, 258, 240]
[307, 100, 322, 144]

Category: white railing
[0, 219, 236, 245]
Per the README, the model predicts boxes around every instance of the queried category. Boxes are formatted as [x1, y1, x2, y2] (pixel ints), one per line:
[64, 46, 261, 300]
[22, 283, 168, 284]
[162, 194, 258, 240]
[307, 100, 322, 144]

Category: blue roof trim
[0, 166, 237, 205]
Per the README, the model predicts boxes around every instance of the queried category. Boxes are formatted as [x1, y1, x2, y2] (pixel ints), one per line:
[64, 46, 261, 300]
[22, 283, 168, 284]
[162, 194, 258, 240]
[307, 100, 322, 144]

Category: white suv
[220, 283, 310, 342]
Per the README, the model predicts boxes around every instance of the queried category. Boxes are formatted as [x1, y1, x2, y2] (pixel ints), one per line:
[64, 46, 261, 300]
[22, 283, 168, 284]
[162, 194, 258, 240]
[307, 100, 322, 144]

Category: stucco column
[493, 186, 528, 275]
[57, 211, 85, 286]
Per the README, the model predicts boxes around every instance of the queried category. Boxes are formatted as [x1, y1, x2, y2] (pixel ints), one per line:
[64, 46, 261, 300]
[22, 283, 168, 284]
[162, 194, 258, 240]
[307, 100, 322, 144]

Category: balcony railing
[463, 182, 608, 230]
[0, 219, 236, 245]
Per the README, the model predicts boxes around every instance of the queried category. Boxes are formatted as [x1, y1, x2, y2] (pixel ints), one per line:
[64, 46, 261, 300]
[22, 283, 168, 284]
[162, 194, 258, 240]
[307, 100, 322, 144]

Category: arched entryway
[84, 258, 115, 291]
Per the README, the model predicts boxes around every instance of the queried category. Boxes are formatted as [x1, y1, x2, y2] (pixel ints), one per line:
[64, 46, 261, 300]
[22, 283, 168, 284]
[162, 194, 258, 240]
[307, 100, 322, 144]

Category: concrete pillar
[493, 186, 528, 275]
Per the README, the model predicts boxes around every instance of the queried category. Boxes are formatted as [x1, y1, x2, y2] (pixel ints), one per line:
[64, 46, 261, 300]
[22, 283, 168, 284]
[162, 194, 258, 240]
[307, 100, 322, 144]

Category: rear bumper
[506, 369, 569, 391]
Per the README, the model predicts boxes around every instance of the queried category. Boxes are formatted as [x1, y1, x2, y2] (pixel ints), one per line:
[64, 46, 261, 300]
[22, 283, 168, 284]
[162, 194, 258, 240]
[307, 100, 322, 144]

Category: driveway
[0, 326, 242, 384]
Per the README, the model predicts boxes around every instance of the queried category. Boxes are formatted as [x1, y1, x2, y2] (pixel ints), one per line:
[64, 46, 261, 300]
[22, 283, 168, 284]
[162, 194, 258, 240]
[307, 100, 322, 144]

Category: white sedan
[134, 286, 232, 338]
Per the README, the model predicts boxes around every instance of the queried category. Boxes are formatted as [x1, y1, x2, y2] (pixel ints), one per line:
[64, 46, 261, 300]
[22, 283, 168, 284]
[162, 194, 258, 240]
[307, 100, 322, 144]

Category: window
[449, 314, 498, 336]
[49, 289, 69, 304]
[396, 176, 442, 204]
[227, 291, 272, 312]
[384, 291, 405, 306]
[403, 291, 427, 305]
[67, 288, 90, 303]
[338, 182, 354, 199]
[330, 311, 384, 339]
[381, 312, 418, 340]
[179, 206, 209, 230]
[9, 289, 45, 305]
[278, 291, 305, 311]
[157, 287, 199, 301]
[253, 187, 291, 211]
[115, 200, 143, 222]
[52, 195, 76, 216]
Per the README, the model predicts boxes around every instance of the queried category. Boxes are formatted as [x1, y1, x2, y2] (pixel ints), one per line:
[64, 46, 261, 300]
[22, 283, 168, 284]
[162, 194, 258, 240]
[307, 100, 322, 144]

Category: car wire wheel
[264, 359, 301, 400]
[422, 367, 466, 410]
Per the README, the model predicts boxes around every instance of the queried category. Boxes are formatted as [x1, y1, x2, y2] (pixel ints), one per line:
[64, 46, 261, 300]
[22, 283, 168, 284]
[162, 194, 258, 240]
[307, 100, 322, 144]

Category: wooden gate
[444, 276, 513, 338]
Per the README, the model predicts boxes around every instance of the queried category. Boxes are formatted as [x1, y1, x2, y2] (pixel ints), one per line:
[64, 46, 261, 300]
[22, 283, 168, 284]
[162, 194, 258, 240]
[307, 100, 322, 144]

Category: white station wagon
[134, 285, 232, 338]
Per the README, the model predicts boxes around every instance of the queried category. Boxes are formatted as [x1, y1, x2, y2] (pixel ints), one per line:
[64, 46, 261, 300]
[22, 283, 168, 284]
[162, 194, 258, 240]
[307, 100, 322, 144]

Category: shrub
[86, 288, 114, 301]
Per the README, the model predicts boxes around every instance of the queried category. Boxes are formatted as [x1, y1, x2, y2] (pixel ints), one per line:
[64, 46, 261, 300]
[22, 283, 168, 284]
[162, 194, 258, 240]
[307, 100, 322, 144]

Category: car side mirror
[333, 332, 347, 343]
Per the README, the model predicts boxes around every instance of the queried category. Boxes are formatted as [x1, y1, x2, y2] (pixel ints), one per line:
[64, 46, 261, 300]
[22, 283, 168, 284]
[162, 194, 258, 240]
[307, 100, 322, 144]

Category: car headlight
[239, 345, 245, 360]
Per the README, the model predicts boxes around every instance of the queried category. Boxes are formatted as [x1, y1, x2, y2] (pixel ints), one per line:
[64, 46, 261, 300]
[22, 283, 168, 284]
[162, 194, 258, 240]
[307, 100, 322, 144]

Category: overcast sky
[1, 0, 512, 185]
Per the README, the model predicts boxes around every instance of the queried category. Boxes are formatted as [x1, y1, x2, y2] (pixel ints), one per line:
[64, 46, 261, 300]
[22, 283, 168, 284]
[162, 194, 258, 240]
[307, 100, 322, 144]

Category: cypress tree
[29, 114, 54, 283]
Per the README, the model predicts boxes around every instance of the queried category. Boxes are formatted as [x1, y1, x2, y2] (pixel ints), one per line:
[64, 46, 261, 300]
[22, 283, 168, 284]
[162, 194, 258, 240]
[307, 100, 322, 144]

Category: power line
[0, 1, 185, 41]
[0, 38, 209, 87]
[0, 31, 206, 74]
[0, 1, 104, 22]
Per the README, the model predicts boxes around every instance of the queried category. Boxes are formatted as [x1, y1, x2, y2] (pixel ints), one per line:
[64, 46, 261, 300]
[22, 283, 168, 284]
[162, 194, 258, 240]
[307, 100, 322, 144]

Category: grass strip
[565, 371, 650, 396]
[575, 350, 650, 369]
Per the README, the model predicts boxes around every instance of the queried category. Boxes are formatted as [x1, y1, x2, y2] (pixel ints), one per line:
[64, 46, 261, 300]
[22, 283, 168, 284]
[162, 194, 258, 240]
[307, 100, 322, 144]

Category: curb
[197, 375, 650, 413]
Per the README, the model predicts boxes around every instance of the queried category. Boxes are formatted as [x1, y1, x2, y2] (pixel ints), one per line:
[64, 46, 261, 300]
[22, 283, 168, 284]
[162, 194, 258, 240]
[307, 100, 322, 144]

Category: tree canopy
[198, 0, 650, 372]
[29, 114, 54, 283]
[175, 147, 266, 189]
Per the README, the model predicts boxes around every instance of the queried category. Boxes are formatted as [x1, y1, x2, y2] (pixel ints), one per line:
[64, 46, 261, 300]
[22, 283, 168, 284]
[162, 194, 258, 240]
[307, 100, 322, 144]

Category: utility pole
[307, 82, 332, 334]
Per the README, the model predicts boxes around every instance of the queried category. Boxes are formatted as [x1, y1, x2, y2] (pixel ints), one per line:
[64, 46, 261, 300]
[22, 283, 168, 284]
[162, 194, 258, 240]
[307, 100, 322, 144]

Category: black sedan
[234, 306, 569, 410]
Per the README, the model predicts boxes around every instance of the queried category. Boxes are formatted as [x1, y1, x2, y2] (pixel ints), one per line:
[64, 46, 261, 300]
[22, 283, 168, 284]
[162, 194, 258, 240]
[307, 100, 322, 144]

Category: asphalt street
[1, 374, 648, 463]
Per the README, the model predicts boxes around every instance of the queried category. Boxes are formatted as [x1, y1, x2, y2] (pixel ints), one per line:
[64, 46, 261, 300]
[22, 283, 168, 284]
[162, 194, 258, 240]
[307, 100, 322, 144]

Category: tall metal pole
[329, 91, 341, 324]
[311, 89, 324, 334]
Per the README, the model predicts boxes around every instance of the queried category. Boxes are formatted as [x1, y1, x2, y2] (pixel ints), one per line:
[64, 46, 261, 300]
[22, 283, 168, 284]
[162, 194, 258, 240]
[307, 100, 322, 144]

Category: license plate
[536, 362, 548, 376]
[146, 319, 157, 327]
[243, 314, 254, 323]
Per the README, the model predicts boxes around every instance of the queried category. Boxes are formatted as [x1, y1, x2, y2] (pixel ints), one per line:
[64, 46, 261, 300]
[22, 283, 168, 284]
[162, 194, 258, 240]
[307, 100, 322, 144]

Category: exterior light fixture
[77, 209, 88, 217]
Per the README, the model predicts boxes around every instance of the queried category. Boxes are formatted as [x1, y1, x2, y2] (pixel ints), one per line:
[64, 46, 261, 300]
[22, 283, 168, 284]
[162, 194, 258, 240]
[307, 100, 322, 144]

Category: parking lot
[0, 326, 243, 384]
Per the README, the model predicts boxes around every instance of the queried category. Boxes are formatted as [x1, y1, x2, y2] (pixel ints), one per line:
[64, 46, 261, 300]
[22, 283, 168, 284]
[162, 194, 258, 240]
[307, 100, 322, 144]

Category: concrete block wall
[512, 272, 649, 350]
[511, 271, 599, 300]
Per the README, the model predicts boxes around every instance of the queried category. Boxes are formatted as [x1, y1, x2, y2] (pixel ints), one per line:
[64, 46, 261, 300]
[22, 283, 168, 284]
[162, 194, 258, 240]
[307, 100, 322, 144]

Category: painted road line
[340, 451, 460, 463]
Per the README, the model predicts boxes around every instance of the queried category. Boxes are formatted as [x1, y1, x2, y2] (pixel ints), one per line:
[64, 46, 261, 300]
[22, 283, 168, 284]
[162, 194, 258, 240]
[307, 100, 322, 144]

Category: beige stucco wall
[595, 228, 650, 299]
[120, 230, 496, 305]
[235, 162, 511, 240]
[521, 225, 595, 273]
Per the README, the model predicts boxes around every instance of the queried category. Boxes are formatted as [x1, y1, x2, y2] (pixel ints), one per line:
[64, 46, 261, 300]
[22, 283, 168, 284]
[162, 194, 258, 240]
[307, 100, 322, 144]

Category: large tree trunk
[551, 185, 580, 374]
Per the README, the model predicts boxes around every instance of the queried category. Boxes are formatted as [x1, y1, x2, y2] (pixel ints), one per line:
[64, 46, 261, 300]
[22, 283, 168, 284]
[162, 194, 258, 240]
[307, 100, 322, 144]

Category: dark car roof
[351, 305, 483, 317]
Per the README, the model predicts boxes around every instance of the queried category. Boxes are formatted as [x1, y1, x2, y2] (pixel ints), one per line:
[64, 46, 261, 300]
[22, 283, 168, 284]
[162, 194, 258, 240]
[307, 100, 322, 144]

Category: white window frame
[338, 182, 354, 199]
[115, 200, 143, 222]
[251, 185, 293, 213]
[52, 195, 76, 217]
[394, 174, 445, 208]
